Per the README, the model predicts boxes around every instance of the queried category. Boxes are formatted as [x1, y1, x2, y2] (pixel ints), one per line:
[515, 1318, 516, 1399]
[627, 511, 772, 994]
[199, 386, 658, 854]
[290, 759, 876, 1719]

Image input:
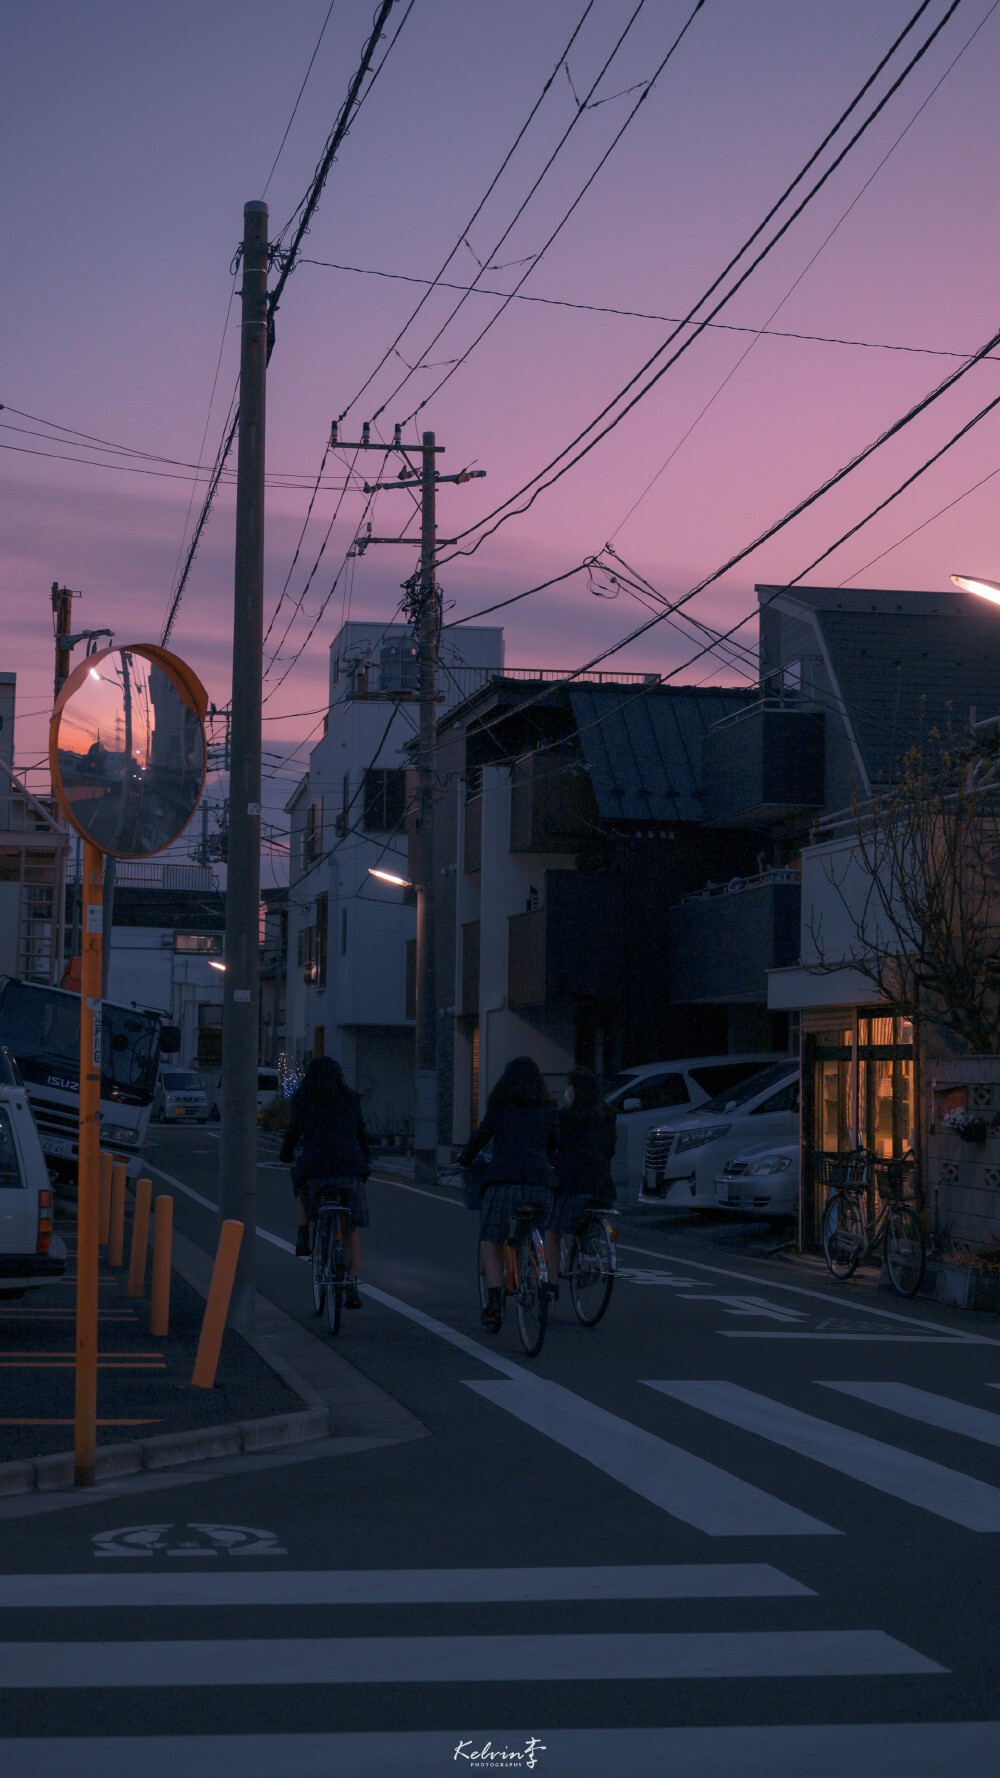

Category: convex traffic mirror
[49, 644, 208, 858]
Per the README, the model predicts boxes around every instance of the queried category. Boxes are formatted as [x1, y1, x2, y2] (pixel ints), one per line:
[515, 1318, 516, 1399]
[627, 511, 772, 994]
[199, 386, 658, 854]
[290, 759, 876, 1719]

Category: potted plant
[943, 1108, 990, 1145]
[936, 1237, 1000, 1311]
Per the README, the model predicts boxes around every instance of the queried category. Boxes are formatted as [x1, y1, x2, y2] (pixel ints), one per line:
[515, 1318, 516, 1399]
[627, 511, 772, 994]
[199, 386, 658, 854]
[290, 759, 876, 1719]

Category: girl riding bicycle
[544, 1067, 617, 1296]
[280, 1056, 371, 1309]
[457, 1055, 557, 1331]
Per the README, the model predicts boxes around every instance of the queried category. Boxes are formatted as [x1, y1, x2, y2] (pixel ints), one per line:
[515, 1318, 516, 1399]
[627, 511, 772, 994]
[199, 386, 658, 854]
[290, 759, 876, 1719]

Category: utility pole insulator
[362, 421, 370, 446]
[393, 424, 402, 446]
[329, 421, 338, 447]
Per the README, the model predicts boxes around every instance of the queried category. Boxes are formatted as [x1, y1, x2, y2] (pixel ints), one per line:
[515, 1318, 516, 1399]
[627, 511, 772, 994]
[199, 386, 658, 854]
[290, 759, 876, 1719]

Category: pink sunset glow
[6, 0, 1000, 845]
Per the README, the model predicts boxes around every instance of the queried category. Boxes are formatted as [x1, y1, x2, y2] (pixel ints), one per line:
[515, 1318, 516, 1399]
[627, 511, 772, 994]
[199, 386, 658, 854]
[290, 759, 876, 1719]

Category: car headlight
[675, 1123, 731, 1153]
[104, 1124, 135, 1145]
[747, 1155, 793, 1176]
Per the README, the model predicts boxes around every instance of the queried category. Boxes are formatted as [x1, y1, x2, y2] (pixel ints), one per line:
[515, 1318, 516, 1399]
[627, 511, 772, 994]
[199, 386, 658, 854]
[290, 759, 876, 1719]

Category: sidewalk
[0, 1209, 425, 1500]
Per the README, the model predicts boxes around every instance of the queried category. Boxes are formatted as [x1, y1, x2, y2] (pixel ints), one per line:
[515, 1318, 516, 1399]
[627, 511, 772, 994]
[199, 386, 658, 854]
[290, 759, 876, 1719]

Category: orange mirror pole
[75, 839, 104, 1488]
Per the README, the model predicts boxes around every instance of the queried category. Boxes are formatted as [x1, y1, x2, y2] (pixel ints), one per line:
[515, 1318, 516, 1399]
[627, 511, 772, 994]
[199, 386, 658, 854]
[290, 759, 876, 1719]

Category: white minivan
[605, 1054, 783, 1203]
[209, 1067, 281, 1121]
[151, 1068, 209, 1124]
[639, 1059, 799, 1211]
[0, 1068, 67, 1301]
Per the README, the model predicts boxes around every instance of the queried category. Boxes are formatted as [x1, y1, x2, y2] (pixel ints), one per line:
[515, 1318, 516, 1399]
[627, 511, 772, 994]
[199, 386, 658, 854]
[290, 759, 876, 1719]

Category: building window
[315, 892, 328, 990]
[363, 768, 406, 833]
[303, 800, 323, 867]
[174, 933, 223, 954]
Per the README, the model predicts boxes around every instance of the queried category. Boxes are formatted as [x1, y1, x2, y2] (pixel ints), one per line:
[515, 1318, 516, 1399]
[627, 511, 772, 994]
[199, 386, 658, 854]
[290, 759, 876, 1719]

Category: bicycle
[477, 1200, 550, 1357]
[309, 1190, 354, 1335]
[818, 1149, 925, 1298]
[561, 1202, 618, 1326]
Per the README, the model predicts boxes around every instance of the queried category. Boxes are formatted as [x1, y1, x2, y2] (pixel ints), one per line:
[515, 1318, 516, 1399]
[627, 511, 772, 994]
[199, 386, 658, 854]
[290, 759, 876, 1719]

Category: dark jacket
[555, 1104, 617, 1202]
[280, 1087, 370, 1184]
[457, 1102, 558, 1191]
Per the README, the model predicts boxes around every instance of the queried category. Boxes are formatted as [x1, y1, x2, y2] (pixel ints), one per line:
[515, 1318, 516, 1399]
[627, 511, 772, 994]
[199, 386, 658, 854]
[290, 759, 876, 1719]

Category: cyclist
[544, 1067, 617, 1297]
[280, 1056, 371, 1309]
[456, 1055, 557, 1331]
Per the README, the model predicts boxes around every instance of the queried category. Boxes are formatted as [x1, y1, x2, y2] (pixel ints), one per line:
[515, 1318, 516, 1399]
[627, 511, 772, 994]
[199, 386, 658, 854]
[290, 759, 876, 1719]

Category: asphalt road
[1, 1122, 999, 1777]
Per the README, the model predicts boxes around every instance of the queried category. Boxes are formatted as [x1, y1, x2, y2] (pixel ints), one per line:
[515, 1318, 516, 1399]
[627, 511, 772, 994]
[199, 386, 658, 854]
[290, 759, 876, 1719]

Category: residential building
[427, 671, 772, 1149]
[760, 583, 1000, 1242]
[284, 619, 503, 1137]
[0, 674, 68, 985]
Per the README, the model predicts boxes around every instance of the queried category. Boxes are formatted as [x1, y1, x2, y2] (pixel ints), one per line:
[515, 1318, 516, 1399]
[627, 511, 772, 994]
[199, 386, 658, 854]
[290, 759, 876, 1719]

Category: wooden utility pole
[219, 199, 268, 1329]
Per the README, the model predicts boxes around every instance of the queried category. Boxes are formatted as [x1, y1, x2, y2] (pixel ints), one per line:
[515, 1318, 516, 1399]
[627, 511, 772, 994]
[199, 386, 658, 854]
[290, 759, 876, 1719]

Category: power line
[262, 0, 339, 196]
[441, 0, 962, 562]
[370, 0, 663, 427]
[300, 257, 1000, 367]
[336, 0, 598, 425]
[401, 0, 710, 427]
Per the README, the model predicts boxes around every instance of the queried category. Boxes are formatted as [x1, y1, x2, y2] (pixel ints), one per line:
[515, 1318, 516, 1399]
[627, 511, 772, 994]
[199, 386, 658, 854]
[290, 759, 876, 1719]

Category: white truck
[0, 1051, 66, 1299]
[0, 977, 178, 1181]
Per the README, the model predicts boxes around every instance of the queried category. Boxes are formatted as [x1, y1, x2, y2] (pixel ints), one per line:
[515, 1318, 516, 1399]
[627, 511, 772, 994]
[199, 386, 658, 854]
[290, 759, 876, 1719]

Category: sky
[7, 0, 1000, 872]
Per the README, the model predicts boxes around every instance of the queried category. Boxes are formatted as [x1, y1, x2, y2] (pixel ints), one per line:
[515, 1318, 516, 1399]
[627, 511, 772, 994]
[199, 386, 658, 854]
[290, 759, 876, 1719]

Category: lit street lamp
[952, 574, 1000, 606]
[368, 867, 411, 888]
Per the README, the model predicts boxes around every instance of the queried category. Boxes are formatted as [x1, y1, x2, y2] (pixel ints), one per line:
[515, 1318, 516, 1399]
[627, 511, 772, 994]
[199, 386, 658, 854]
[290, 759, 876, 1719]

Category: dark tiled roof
[756, 583, 972, 618]
[814, 606, 1000, 783]
[568, 684, 755, 822]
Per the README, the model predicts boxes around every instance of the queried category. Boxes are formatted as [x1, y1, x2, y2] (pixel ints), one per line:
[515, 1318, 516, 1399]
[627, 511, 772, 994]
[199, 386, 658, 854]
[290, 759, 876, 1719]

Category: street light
[208, 960, 226, 972]
[952, 574, 1000, 606]
[368, 867, 411, 888]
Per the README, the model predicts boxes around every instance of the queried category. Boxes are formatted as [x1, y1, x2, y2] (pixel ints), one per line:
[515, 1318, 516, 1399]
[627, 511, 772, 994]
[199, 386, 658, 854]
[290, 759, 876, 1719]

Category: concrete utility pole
[220, 199, 268, 1329]
[345, 424, 485, 1184]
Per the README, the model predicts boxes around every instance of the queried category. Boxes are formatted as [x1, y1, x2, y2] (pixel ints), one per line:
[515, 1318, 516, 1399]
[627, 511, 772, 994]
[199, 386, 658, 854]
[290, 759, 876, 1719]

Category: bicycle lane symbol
[92, 1523, 287, 1558]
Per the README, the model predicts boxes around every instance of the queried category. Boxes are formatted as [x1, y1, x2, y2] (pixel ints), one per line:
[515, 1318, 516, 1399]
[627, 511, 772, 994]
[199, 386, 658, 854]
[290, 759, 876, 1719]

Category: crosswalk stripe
[0, 1629, 943, 1687]
[647, 1381, 1000, 1531]
[4, 1725, 998, 1778]
[465, 1378, 838, 1536]
[821, 1381, 1000, 1446]
[0, 1564, 812, 1608]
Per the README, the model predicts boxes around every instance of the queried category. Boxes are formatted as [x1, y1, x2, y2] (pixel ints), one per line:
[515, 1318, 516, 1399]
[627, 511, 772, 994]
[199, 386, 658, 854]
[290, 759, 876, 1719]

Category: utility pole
[340, 423, 484, 1185]
[220, 199, 268, 1329]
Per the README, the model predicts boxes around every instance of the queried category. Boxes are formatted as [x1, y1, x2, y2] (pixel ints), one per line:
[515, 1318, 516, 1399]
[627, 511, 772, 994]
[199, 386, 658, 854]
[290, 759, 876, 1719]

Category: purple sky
[7, 0, 1000, 857]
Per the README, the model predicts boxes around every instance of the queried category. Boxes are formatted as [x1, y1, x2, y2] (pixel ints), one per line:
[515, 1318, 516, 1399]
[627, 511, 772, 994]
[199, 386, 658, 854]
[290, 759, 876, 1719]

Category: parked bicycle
[817, 1149, 925, 1297]
[309, 1190, 354, 1335]
[476, 1200, 550, 1356]
[559, 1202, 618, 1326]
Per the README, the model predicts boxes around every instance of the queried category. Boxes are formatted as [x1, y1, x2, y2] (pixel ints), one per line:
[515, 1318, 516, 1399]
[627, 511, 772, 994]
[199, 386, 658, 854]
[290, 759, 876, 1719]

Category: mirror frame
[49, 642, 208, 859]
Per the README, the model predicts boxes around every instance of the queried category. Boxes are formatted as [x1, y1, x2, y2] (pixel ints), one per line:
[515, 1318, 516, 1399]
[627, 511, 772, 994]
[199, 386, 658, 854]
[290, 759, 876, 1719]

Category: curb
[0, 1223, 426, 1500]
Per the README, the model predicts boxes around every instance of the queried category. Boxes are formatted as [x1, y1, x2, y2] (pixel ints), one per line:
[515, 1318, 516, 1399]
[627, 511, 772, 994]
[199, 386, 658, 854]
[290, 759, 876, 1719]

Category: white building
[284, 619, 503, 1137]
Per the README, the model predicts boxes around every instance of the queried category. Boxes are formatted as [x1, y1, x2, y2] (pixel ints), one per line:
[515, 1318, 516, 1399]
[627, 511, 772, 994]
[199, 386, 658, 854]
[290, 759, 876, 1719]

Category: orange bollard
[192, 1220, 244, 1389]
[150, 1194, 173, 1337]
[127, 1176, 153, 1298]
[98, 1151, 112, 1247]
[108, 1162, 127, 1267]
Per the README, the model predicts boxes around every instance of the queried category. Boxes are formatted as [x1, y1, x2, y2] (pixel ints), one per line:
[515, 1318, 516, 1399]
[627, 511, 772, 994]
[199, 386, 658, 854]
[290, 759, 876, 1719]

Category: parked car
[152, 1068, 209, 1124]
[714, 1139, 799, 1218]
[604, 1054, 784, 1203]
[209, 1067, 282, 1121]
[639, 1058, 800, 1210]
[0, 1078, 67, 1301]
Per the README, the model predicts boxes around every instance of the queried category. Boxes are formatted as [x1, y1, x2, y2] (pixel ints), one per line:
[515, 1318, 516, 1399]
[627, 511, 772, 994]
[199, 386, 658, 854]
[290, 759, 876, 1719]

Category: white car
[714, 1140, 799, 1218]
[152, 1068, 209, 1124]
[209, 1067, 282, 1121]
[0, 1075, 67, 1301]
[640, 1059, 800, 1211]
[605, 1054, 784, 1203]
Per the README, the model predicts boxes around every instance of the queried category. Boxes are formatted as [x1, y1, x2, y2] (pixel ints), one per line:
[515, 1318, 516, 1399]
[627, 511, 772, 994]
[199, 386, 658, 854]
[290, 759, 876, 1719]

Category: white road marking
[142, 1164, 294, 1255]
[822, 1381, 1000, 1446]
[719, 1333, 969, 1342]
[0, 1564, 813, 1609]
[465, 1379, 836, 1537]
[8, 1724, 1000, 1778]
[684, 1295, 810, 1322]
[618, 1238, 994, 1344]
[0, 1630, 942, 1687]
[647, 1381, 1000, 1531]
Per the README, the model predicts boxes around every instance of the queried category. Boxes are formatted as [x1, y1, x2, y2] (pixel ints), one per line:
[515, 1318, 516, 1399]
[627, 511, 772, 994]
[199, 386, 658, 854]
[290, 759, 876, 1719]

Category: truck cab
[0, 1053, 67, 1300]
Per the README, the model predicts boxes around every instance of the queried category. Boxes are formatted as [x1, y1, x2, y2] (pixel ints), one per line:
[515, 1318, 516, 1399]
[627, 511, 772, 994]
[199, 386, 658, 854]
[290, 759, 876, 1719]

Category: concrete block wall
[926, 1056, 1000, 1250]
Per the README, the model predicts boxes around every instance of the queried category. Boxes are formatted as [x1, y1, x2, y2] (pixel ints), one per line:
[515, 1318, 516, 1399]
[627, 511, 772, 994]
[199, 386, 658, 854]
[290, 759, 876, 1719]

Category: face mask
[563, 1086, 574, 1106]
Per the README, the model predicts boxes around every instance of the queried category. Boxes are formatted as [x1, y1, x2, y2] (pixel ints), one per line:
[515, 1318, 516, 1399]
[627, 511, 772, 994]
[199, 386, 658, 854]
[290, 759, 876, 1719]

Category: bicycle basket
[871, 1154, 915, 1200]
[811, 1149, 872, 1190]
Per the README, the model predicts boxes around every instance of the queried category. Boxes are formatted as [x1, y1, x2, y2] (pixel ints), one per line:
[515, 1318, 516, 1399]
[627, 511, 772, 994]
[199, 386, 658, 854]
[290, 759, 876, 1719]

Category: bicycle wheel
[310, 1219, 325, 1317]
[326, 1224, 346, 1335]
[569, 1216, 615, 1327]
[515, 1229, 547, 1357]
[821, 1192, 864, 1279]
[477, 1240, 489, 1311]
[885, 1203, 925, 1297]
